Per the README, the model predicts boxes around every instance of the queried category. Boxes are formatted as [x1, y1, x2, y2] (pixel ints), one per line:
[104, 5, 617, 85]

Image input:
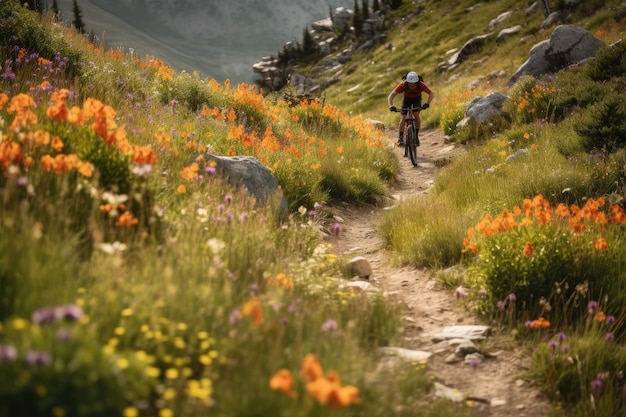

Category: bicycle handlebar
[391, 106, 424, 113]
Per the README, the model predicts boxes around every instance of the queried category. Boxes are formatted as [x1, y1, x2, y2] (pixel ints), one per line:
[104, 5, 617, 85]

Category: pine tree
[72, 0, 86, 34]
[362, 0, 369, 19]
[352, 0, 363, 35]
[52, 0, 61, 18]
[301, 26, 318, 59]
[373, 0, 380, 13]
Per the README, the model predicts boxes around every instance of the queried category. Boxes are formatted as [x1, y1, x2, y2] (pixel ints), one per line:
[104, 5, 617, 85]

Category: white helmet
[406, 71, 420, 83]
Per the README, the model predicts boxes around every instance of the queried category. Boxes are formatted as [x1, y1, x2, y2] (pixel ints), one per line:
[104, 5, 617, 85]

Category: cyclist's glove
[422, 103, 430, 110]
[389, 106, 397, 112]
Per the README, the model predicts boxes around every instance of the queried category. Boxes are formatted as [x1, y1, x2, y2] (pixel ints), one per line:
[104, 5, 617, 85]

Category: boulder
[457, 91, 509, 126]
[509, 25, 604, 84]
[200, 154, 288, 214]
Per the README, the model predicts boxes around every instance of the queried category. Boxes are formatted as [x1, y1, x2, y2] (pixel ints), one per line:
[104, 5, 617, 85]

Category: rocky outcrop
[509, 25, 605, 83]
[253, 6, 386, 95]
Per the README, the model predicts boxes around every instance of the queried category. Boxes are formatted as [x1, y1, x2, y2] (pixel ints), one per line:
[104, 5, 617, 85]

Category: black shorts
[402, 96, 422, 110]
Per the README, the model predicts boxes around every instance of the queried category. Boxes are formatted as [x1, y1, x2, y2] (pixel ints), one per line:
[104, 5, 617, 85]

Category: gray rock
[455, 340, 478, 356]
[347, 256, 373, 279]
[379, 347, 433, 363]
[497, 25, 522, 43]
[509, 25, 605, 84]
[544, 25, 605, 70]
[200, 154, 288, 214]
[431, 325, 492, 342]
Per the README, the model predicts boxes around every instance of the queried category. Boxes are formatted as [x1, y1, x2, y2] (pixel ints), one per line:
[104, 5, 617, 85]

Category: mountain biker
[388, 71, 434, 146]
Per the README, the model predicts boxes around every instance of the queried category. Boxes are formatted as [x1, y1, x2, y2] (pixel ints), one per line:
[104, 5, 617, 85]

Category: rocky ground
[326, 127, 551, 417]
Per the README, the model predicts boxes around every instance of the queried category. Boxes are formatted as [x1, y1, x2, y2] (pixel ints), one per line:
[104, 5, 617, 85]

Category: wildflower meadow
[1, 1, 626, 417]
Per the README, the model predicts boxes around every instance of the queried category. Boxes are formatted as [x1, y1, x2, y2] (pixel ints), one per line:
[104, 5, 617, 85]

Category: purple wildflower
[548, 341, 558, 354]
[524, 320, 532, 328]
[322, 319, 338, 332]
[330, 222, 342, 237]
[32, 307, 57, 325]
[591, 378, 603, 398]
[205, 166, 216, 175]
[224, 194, 232, 204]
[239, 212, 249, 222]
[588, 300, 598, 314]
[556, 332, 566, 342]
[606, 315, 615, 326]
[497, 300, 505, 311]
[508, 293, 516, 302]
[605, 332, 614, 343]
[0, 344, 18, 362]
[25, 350, 52, 367]
[468, 357, 482, 369]
[229, 309, 242, 325]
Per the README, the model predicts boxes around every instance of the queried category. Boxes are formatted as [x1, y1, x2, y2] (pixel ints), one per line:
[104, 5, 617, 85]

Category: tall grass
[0, 2, 474, 417]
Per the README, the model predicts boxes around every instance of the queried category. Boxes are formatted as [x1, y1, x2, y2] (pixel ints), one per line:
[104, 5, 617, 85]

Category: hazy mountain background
[55, 0, 353, 84]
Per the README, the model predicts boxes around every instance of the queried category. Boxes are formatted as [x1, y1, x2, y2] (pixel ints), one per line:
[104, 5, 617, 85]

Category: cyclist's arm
[421, 83, 435, 107]
[387, 90, 398, 107]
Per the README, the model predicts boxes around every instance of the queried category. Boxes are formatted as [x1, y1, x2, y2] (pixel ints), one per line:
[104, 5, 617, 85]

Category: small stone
[491, 398, 507, 406]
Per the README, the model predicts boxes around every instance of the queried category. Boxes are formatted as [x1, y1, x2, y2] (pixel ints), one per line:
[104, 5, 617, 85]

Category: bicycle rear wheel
[407, 125, 418, 166]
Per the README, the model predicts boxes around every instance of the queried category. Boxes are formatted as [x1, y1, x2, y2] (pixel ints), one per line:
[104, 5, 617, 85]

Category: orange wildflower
[78, 162, 94, 177]
[306, 371, 360, 409]
[595, 311, 606, 322]
[522, 242, 533, 257]
[242, 296, 264, 327]
[269, 273, 294, 289]
[301, 354, 324, 382]
[594, 238, 608, 251]
[51, 136, 64, 153]
[0, 140, 23, 171]
[181, 163, 199, 180]
[269, 369, 297, 398]
[177, 184, 187, 194]
[132, 146, 157, 165]
[529, 317, 550, 329]
[116, 211, 139, 227]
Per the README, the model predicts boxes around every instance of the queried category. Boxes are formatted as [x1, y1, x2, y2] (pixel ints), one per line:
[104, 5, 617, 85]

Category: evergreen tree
[301, 26, 318, 58]
[72, 0, 86, 34]
[362, 0, 369, 19]
[373, 0, 380, 13]
[352, 0, 363, 35]
[52, 0, 61, 17]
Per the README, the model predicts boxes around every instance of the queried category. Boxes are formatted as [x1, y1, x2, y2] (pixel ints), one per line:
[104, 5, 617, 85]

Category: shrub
[463, 195, 626, 327]
[508, 75, 559, 125]
[586, 39, 626, 81]
[574, 94, 626, 153]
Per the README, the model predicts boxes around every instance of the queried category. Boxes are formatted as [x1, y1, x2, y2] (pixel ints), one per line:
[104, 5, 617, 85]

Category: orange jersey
[393, 81, 432, 99]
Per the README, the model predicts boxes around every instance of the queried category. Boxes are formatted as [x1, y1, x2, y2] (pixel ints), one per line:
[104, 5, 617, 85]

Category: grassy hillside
[1, 1, 625, 417]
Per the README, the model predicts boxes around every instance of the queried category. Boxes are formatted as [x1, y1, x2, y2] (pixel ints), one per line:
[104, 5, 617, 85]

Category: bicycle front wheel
[407, 125, 418, 166]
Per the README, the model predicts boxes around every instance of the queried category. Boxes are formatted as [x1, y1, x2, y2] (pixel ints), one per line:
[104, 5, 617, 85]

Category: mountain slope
[56, 0, 353, 84]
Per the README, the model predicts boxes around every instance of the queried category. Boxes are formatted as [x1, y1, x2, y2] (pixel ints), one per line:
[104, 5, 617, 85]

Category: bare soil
[328, 128, 551, 417]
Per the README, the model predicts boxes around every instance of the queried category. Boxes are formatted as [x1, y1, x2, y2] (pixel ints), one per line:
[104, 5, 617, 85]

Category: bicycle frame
[392, 105, 422, 166]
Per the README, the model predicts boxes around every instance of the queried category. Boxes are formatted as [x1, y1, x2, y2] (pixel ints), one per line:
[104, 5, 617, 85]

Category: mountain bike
[392, 105, 423, 167]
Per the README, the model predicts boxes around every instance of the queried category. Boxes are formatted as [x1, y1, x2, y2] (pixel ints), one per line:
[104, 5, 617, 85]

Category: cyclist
[387, 71, 434, 146]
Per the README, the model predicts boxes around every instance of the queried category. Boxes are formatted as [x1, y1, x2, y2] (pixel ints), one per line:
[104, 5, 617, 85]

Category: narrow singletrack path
[328, 127, 550, 417]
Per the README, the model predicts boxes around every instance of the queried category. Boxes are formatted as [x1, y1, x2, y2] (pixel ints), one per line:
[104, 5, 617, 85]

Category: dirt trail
[328, 128, 550, 417]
